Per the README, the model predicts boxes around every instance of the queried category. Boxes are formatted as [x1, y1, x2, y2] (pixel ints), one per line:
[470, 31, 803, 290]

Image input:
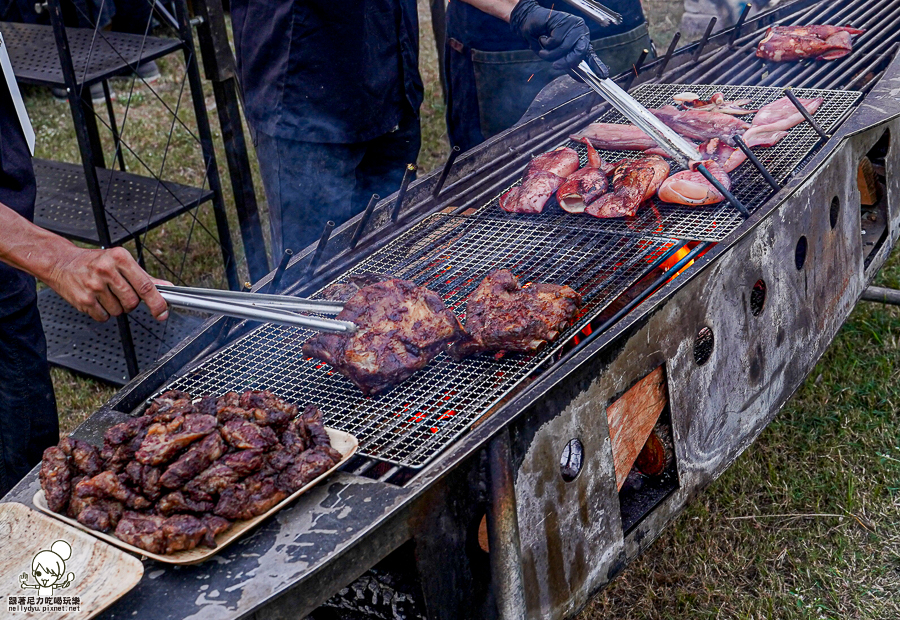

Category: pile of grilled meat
[40, 390, 343, 555]
[304, 270, 582, 395]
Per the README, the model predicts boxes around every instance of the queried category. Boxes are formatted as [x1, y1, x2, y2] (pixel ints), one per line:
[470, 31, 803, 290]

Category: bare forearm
[458, 0, 519, 22]
[0, 201, 78, 284]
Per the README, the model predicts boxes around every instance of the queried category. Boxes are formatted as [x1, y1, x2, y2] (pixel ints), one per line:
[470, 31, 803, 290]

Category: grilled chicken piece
[135, 413, 218, 466]
[220, 419, 278, 451]
[303, 278, 466, 395]
[658, 159, 733, 206]
[159, 432, 226, 490]
[276, 446, 338, 494]
[75, 471, 151, 510]
[123, 461, 164, 501]
[115, 512, 167, 554]
[451, 270, 582, 358]
[757, 25, 864, 62]
[162, 514, 208, 554]
[40, 446, 73, 513]
[499, 148, 581, 214]
[586, 155, 670, 218]
[652, 106, 750, 143]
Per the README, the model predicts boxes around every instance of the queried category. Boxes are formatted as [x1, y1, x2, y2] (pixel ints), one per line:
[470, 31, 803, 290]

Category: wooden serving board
[33, 428, 358, 565]
[0, 502, 143, 619]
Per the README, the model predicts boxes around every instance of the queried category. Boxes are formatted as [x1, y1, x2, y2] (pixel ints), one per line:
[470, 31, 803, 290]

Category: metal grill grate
[476, 83, 861, 242]
[166, 213, 676, 468]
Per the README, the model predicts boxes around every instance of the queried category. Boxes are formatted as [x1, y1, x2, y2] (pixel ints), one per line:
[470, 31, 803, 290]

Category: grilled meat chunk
[238, 390, 297, 430]
[321, 273, 391, 302]
[162, 514, 208, 554]
[215, 471, 286, 520]
[101, 415, 154, 472]
[159, 433, 226, 490]
[451, 270, 582, 358]
[303, 278, 465, 395]
[75, 471, 151, 510]
[157, 490, 215, 516]
[757, 25, 864, 62]
[183, 449, 266, 498]
[123, 461, 164, 501]
[300, 405, 329, 448]
[40, 446, 73, 513]
[586, 155, 670, 218]
[58, 437, 104, 477]
[115, 512, 167, 554]
[135, 413, 217, 466]
[200, 515, 231, 548]
[276, 446, 339, 494]
[71, 497, 124, 532]
[220, 419, 278, 451]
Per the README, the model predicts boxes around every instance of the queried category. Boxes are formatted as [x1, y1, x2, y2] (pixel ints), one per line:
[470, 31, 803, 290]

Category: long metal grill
[478, 83, 860, 242]
[669, 0, 899, 92]
[166, 213, 676, 468]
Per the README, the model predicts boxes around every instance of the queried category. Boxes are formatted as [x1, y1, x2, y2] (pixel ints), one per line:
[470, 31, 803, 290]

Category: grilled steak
[303, 278, 466, 395]
[451, 270, 582, 358]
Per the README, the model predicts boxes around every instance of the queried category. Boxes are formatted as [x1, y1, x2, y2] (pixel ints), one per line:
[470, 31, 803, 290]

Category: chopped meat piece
[276, 447, 339, 494]
[238, 390, 298, 430]
[104, 415, 154, 447]
[40, 446, 73, 513]
[75, 471, 151, 510]
[195, 396, 218, 416]
[183, 464, 238, 498]
[159, 433, 226, 490]
[451, 270, 581, 358]
[59, 437, 104, 477]
[200, 515, 231, 548]
[266, 447, 295, 472]
[115, 512, 167, 555]
[101, 415, 154, 471]
[303, 279, 465, 395]
[300, 405, 330, 448]
[215, 472, 286, 520]
[162, 514, 208, 554]
[321, 273, 391, 302]
[216, 391, 241, 411]
[221, 450, 267, 476]
[123, 461, 164, 500]
[157, 490, 215, 516]
[74, 498, 124, 532]
[757, 25, 864, 62]
[216, 405, 251, 425]
[135, 413, 217, 466]
[220, 419, 278, 451]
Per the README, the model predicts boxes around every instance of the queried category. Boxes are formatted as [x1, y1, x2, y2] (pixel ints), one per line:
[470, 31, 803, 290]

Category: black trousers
[0, 297, 57, 497]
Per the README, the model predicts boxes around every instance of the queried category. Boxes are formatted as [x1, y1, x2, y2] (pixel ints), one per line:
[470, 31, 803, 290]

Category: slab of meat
[653, 106, 750, 143]
[751, 96, 824, 131]
[586, 155, 671, 218]
[159, 432, 226, 490]
[658, 160, 732, 206]
[157, 490, 215, 516]
[303, 278, 465, 395]
[571, 123, 659, 152]
[75, 471, 151, 510]
[215, 472, 286, 521]
[757, 25, 864, 62]
[123, 461, 164, 501]
[276, 446, 339, 494]
[451, 270, 581, 359]
[100, 415, 154, 472]
[135, 413, 218, 466]
[115, 512, 168, 555]
[162, 514, 208, 554]
[320, 273, 391, 303]
[59, 437, 103, 477]
[499, 148, 580, 214]
[40, 446, 73, 513]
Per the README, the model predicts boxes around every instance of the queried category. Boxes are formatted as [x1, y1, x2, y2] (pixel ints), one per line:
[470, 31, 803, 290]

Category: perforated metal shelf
[38, 288, 203, 386]
[33, 159, 213, 245]
[0, 22, 182, 88]
[165, 212, 676, 469]
[478, 84, 862, 242]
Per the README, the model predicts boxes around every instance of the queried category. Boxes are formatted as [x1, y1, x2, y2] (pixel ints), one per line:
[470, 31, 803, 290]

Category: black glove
[509, 0, 597, 72]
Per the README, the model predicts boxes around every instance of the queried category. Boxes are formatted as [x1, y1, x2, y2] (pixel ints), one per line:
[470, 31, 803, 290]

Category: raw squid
[756, 25, 865, 62]
[652, 106, 750, 143]
[556, 139, 610, 213]
[751, 96, 824, 131]
[585, 155, 670, 219]
[673, 92, 757, 115]
[499, 148, 580, 214]
[570, 123, 659, 151]
[657, 160, 732, 206]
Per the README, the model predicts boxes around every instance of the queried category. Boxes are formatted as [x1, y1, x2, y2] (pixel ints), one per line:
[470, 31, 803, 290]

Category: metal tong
[561, 0, 623, 27]
[157, 285, 356, 333]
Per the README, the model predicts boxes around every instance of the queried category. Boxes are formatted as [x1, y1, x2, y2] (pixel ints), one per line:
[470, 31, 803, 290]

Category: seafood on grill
[652, 106, 750, 143]
[672, 92, 757, 115]
[751, 96, 824, 131]
[303, 278, 466, 395]
[585, 155, 670, 218]
[756, 25, 865, 62]
[499, 147, 580, 214]
[556, 139, 610, 213]
[40, 390, 345, 555]
[657, 160, 732, 206]
[570, 123, 659, 152]
[451, 270, 582, 358]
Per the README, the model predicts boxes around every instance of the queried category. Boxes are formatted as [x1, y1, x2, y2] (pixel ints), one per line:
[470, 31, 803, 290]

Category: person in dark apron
[0, 59, 168, 497]
[446, 0, 653, 151]
[230, 0, 424, 258]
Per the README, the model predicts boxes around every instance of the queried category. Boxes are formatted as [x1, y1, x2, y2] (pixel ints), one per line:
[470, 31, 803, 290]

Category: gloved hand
[509, 0, 601, 73]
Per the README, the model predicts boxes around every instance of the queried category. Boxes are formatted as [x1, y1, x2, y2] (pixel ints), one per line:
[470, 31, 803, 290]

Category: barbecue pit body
[4, 0, 900, 618]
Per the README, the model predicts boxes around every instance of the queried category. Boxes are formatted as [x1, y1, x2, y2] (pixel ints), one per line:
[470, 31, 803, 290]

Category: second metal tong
[157, 285, 356, 333]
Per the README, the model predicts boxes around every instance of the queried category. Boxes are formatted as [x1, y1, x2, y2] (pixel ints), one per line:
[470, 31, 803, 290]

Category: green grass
[23, 2, 900, 617]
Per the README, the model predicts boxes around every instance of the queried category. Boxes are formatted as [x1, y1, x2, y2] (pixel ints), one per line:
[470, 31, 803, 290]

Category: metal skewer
[160, 291, 356, 333]
[157, 285, 344, 314]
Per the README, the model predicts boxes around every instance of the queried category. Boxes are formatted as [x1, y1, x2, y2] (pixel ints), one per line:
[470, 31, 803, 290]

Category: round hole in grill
[560, 438, 584, 482]
[750, 279, 766, 316]
[795, 236, 808, 270]
[693, 326, 714, 366]
[830, 197, 840, 229]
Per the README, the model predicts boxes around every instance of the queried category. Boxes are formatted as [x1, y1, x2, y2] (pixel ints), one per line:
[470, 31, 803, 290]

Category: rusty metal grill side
[164, 214, 675, 468]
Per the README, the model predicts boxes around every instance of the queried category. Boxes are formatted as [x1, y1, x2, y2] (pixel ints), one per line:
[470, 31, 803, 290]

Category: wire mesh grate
[474, 83, 861, 242]
[165, 213, 676, 468]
